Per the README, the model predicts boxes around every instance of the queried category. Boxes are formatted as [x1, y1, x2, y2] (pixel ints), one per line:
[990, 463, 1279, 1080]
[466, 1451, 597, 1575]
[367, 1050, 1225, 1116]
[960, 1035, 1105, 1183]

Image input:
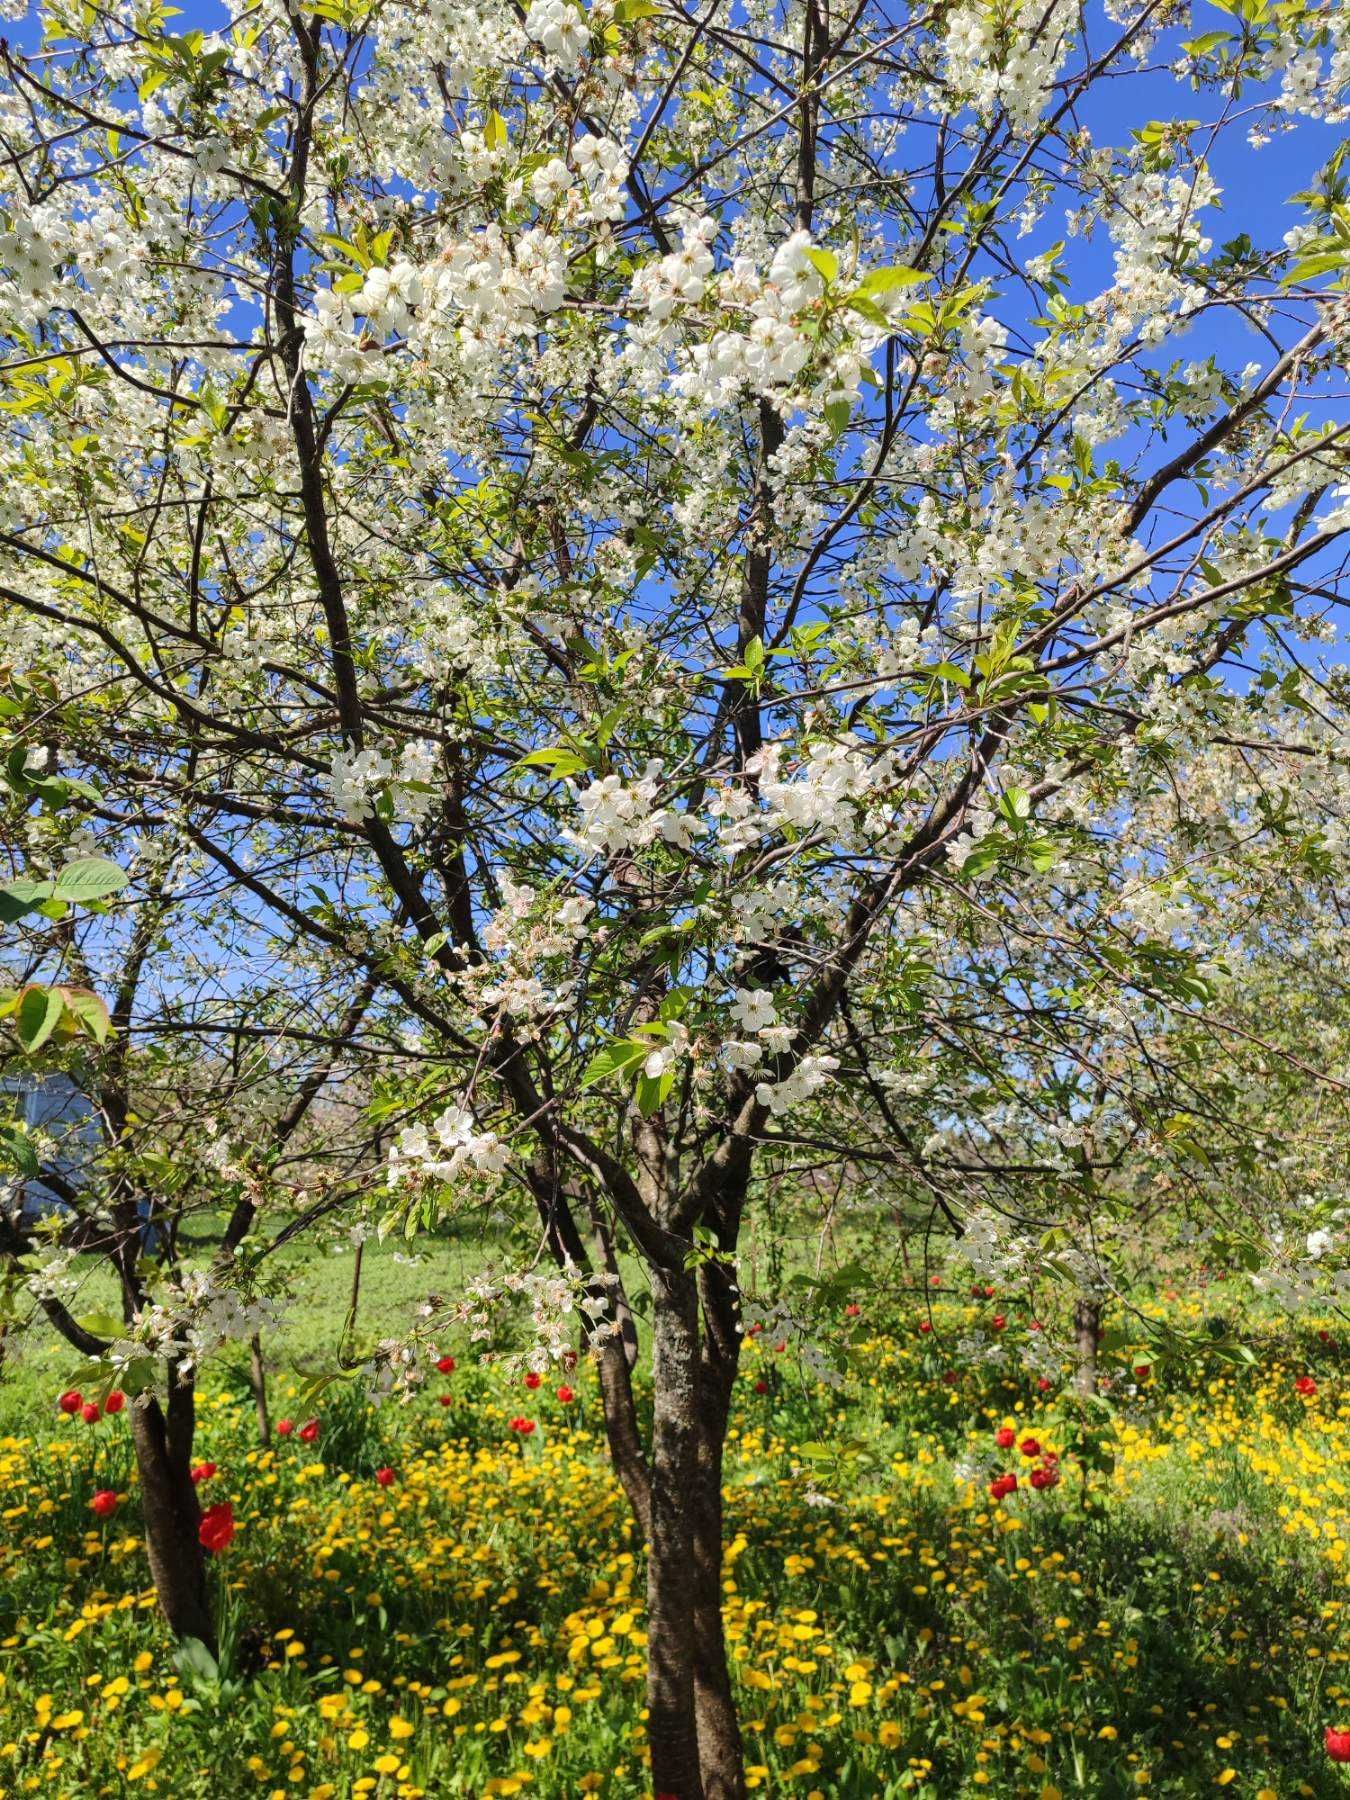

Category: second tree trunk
[129, 1378, 214, 1650]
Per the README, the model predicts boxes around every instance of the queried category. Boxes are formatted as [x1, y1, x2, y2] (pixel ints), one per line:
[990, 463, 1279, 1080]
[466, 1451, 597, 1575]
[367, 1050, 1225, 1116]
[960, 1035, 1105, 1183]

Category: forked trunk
[692, 1263, 746, 1800]
[129, 1377, 213, 1649]
[646, 1266, 705, 1800]
[1074, 1295, 1103, 1398]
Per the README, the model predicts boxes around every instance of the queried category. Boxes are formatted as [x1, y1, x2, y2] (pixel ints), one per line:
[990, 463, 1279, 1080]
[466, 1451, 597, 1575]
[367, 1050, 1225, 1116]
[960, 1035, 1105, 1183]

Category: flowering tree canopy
[1, 0, 1347, 1788]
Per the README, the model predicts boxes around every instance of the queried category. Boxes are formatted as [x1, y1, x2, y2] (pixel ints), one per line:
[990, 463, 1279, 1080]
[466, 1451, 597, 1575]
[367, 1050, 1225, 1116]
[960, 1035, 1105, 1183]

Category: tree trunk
[692, 1262, 746, 1800]
[130, 1376, 214, 1649]
[646, 1266, 705, 1800]
[589, 1205, 651, 1534]
[248, 1332, 271, 1443]
[1074, 1295, 1102, 1398]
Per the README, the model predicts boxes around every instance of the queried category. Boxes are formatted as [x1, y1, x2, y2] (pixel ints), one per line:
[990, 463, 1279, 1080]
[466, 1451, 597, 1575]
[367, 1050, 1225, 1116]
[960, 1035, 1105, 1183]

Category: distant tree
[0, 832, 378, 1646]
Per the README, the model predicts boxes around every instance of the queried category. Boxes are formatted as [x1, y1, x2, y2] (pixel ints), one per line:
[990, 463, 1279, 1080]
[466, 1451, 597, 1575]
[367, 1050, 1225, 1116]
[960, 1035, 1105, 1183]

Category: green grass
[0, 1223, 479, 1421]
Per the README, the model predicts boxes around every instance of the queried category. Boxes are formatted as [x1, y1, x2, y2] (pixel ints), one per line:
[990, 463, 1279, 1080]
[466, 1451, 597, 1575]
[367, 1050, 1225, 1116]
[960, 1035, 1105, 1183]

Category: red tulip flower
[276, 1418, 294, 1436]
[774, 1341, 787, 1353]
[1326, 1727, 1350, 1763]
[90, 1489, 119, 1519]
[298, 1418, 320, 1443]
[1317, 1329, 1331, 1346]
[556, 1385, 575, 1404]
[1134, 1364, 1151, 1380]
[1029, 1466, 1059, 1491]
[509, 1417, 536, 1435]
[991, 1315, 1007, 1332]
[375, 1467, 395, 1488]
[191, 1462, 217, 1485]
[198, 1502, 235, 1553]
[995, 1427, 1016, 1450]
[81, 1401, 101, 1424]
[436, 1355, 456, 1374]
[59, 1390, 83, 1416]
[983, 1285, 996, 1299]
[438, 1393, 453, 1407]
[988, 1473, 1018, 1501]
[524, 1371, 542, 1390]
[1037, 1377, 1052, 1393]
[845, 1302, 861, 1318]
[104, 1390, 125, 1414]
[1020, 1437, 1041, 1458]
[1295, 1376, 1318, 1398]
[754, 1378, 768, 1395]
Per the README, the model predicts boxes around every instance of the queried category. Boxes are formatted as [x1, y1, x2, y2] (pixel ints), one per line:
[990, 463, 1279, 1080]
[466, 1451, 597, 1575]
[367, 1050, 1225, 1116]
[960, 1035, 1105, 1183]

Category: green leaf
[195, 383, 228, 431]
[515, 747, 592, 779]
[0, 878, 53, 924]
[1182, 29, 1230, 53]
[76, 1311, 122, 1342]
[16, 984, 64, 1052]
[856, 265, 932, 295]
[174, 1638, 220, 1684]
[635, 1068, 674, 1116]
[52, 858, 127, 903]
[61, 987, 112, 1044]
[805, 247, 839, 284]
[844, 295, 892, 331]
[0, 1122, 38, 1177]
[581, 1039, 649, 1088]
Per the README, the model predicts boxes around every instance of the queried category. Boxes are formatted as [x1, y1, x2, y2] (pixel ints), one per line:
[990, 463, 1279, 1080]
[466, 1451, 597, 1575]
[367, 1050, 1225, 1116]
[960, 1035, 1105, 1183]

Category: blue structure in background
[3, 1075, 161, 1251]
[1, 1073, 100, 1221]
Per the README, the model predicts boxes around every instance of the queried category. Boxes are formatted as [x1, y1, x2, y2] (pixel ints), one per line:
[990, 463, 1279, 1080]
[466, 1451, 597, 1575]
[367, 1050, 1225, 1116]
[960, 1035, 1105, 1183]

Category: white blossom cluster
[523, 0, 589, 72]
[389, 1104, 510, 1188]
[129, 1270, 286, 1379]
[755, 1052, 840, 1118]
[940, 0, 1077, 131]
[304, 224, 570, 379]
[621, 226, 879, 417]
[327, 742, 440, 825]
[565, 763, 704, 858]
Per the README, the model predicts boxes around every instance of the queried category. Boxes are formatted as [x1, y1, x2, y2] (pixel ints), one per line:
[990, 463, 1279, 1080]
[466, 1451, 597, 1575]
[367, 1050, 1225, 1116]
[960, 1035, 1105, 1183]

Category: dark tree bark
[129, 1375, 213, 1649]
[588, 1200, 652, 1533]
[594, 1317, 652, 1536]
[248, 1331, 271, 1443]
[646, 1266, 706, 1800]
[692, 1261, 746, 1800]
[1074, 1295, 1103, 1397]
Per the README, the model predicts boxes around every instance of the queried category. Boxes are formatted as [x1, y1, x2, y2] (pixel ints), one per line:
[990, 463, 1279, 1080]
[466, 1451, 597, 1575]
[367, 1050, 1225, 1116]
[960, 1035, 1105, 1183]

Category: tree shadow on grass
[728, 1474, 1342, 1798]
